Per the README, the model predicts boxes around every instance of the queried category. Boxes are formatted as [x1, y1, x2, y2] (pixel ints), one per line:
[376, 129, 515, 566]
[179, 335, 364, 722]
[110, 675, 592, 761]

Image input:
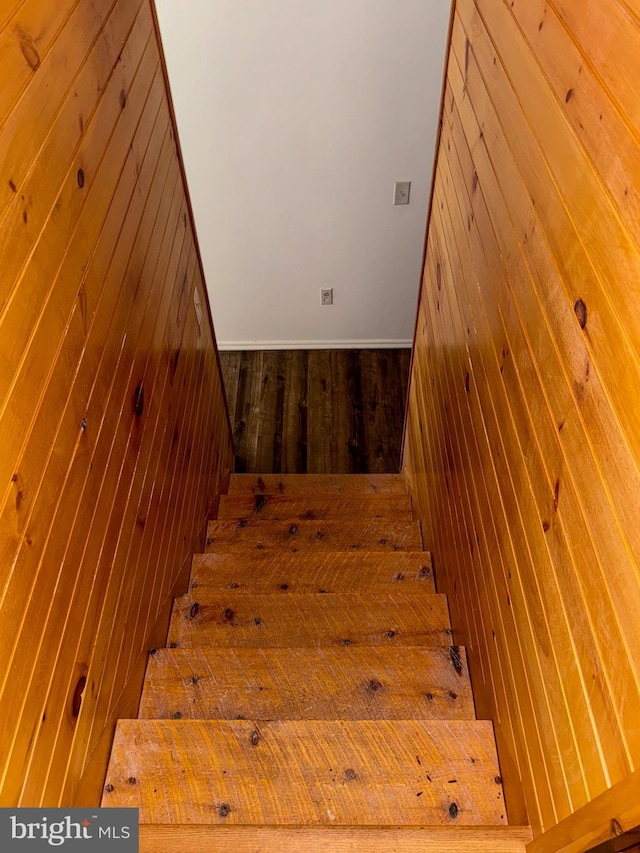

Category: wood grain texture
[217, 494, 414, 521]
[206, 519, 423, 553]
[139, 646, 474, 720]
[189, 551, 435, 595]
[167, 593, 452, 648]
[0, 0, 233, 807]
[102, 719, 507, 825]
[526, 769, 640, 853]
[228, 474, 408, 495]
[137, 825, 532, 853]
[220, 349, 410, 475]
[402, 0, 640, 838]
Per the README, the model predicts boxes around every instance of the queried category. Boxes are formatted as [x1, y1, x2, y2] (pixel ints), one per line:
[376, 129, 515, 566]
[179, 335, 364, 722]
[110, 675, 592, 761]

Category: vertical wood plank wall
[403, 0, 640, 842]
[0, 0, 233, 806]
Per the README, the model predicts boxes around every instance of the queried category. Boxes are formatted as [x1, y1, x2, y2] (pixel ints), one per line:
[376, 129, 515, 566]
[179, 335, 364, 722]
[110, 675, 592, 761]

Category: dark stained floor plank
[219, 349, 410, 474]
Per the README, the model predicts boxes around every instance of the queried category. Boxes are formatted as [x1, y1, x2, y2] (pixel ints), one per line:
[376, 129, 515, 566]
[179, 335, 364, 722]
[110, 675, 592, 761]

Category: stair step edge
[227, 474, 409, 496]
[139, 825, 533, 853]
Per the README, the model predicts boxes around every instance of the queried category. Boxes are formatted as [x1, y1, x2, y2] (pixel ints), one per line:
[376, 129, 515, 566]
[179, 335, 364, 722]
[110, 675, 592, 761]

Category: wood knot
[77, 168, 85, 188]
[189, 602, 200, 619]
[223, 608, 234, 622]
[250, 730, 260, 746]
[289, 524, 298, 535]
[386, 630, 396, 638]
[218, 804, 231, 818]
[255, 494, 265, 511]
[574, 299, 587, 329]
[133, 383, 144, 416]
[72, 675, 87, 718]
[343, 768, 357, 781]
[104, 783, 114, 794]
[494, 776, 502, 784]
[119, 89, 126, 109]
[172, 711, 182, 719]
[19, 30, 41, 70]
[610, 818, 624, 836]
[425, 692, 435, 701]
[127, 777, 137, 786]
[448, 802, 459, 819]
[368, 679, 382, 692]
[280, 583, 288, 590]
[449, 646, 463, 676]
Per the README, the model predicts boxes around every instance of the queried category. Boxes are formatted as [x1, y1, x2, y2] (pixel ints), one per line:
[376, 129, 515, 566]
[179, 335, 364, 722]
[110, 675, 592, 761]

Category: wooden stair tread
[227, 474, 408, 495]
[217, 493, 413, 521]
[189, 551, 434, 594]
[139, 646, 474, 720]
[102, 719, 507, 826]
[168, 593, 452, 648]
[206, 519, 423, 552]
[138, 825, 532, 853]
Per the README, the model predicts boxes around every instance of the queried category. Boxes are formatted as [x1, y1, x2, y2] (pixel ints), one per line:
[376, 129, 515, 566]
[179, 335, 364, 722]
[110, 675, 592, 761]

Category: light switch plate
[394, 181, 411, 205]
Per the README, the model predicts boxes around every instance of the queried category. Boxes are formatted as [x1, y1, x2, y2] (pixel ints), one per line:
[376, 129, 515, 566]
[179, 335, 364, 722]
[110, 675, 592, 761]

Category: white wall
[154, 0, 451, 348]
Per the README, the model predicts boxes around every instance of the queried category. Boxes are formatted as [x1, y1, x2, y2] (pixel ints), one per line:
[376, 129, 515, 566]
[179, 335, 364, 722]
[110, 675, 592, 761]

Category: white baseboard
[217, 339, 413, 351]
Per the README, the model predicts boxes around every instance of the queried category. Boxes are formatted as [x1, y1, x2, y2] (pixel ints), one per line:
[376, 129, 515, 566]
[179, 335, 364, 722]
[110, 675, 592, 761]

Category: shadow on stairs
[102, 473, 532, 852]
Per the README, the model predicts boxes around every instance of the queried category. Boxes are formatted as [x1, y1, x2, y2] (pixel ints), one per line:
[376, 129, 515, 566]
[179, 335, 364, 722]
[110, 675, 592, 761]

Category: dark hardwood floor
[220, 349, 411, 474]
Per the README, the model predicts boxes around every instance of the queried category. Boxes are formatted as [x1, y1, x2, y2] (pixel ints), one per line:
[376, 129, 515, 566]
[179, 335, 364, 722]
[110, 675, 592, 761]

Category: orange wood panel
[403, 0, 640, 841]
[0, 0, 233, 807]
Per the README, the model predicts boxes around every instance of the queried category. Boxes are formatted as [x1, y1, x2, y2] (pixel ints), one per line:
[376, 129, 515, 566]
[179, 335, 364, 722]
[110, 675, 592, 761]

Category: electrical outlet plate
[321, 288, 333, 305]
[394, 181, 411, 205]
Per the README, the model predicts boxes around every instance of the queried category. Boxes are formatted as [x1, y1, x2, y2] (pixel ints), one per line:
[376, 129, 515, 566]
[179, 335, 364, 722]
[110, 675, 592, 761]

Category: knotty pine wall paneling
[0, 0, 233, 807]
[403, 0, 640, 845]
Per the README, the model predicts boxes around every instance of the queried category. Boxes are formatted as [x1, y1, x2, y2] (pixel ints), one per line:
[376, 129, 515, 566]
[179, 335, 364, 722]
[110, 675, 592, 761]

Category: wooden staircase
[102, 474, 531, 851]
